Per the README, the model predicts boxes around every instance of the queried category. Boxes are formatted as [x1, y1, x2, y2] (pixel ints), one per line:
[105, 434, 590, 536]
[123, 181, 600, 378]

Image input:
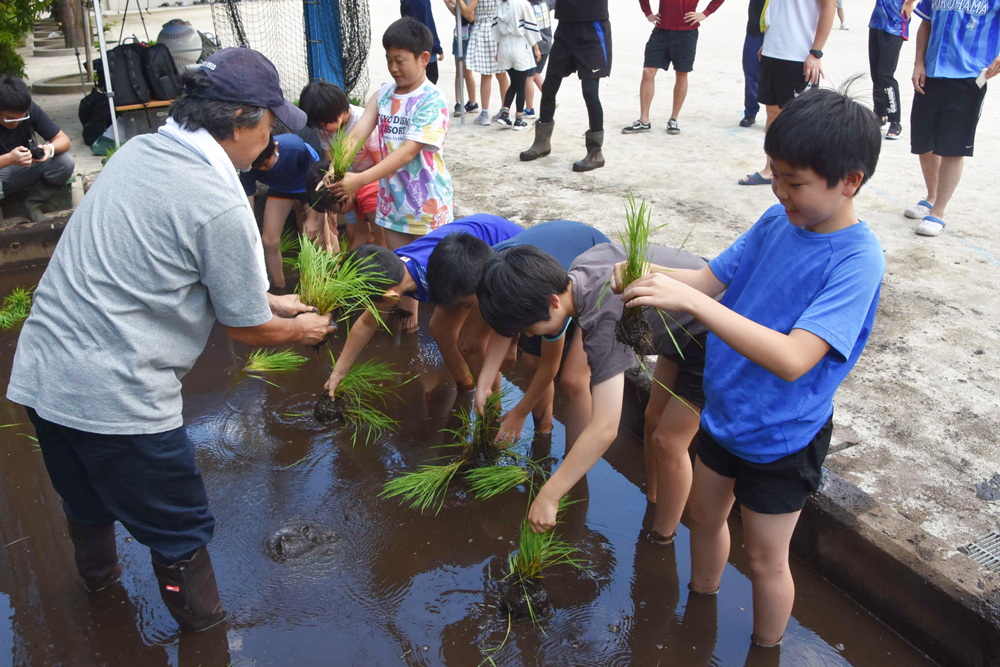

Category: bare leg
[558, 329, 591, 451]
[927, 156, 963, 220]
[455, 56, 478, 106]
[651, 397, 701, 538]
[458, 299, 495, 380]
[526, 70, 542, 110]
[497, 71, 510, 105]
[742, 507, 803, 645]
[688, 457, 736, 593]
[671, 71, 689, 120]
[639, 67, 657, 124]
[480, 74, 493, 112]
[759, 104, 782, 178]
[918, 151, 941, 204]
[643, 357, 677, 503]
[384, 228, 419, 331]
[520, 353, 555, 433]
[261, 197, 295, 288]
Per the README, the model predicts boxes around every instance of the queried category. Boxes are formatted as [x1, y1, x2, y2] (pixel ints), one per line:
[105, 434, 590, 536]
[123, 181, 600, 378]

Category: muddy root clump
[502, 577, 551, 621]
[614, 308, 655, 356]
[314, 394, 347, 423]
[265, 523, 339, 562]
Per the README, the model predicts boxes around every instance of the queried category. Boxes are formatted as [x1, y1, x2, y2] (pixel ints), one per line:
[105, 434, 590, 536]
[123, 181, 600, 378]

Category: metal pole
[93, 0, 120, 146]
[457, 0, 465, 124]
[82, 0, 93, 82]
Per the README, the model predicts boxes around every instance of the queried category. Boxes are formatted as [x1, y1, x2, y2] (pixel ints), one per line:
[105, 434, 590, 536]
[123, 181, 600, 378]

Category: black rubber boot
[152, 546, 227, 633]
[519, 120, 554, 161]
[67, 521, 122, 592]
[21, 181, 65, 222]
[572, 130, 605, 172]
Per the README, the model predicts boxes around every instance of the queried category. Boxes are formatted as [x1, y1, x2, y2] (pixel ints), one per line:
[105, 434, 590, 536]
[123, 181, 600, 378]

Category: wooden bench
[114, 99, 173, 112]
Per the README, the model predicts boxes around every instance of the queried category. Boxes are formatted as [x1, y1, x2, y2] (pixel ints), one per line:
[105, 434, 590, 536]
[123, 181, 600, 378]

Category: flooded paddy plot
[0, 267, 936, 666]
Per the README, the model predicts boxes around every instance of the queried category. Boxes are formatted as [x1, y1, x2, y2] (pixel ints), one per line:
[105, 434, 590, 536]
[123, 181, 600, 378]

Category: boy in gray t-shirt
[478, 242, 707, 541]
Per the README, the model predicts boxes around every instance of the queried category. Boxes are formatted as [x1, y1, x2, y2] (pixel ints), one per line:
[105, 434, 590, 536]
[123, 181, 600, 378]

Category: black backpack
[140, 43, 180, 101]
[78, 88, 112, 146]
[94, 40, 150, 106]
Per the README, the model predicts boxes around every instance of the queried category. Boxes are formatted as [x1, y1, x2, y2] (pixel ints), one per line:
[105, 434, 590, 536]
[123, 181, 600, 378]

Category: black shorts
[696, 416, 833, 515]
[658, 332, 707, 409]
[547, 20, 612, 80]
[520, 322, 577, 359]
[910, 77, 987, 158]
[643, 28, 698, 72]
[266, 190, 308, 203]
[758, 55, 810, 108]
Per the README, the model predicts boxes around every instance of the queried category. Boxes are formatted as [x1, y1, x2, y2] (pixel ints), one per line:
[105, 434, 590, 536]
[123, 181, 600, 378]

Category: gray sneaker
[667, 119, 680, 135]
[474, 110, 491, 126]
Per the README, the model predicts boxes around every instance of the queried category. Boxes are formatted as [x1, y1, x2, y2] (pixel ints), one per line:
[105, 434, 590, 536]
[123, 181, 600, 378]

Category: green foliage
[0, 0, 47, 76]
[331, 353, 407, 446]
[279, 228, 300, 269]
[243, 348, 308, 373]
[506, 498, 588, 581]
[380, 459, 463, 514]
[327, 126, 359, 180]
[618, 191, 655, 289]
[465, 460, 537, 501]
[348, 95, 362, 106]
[0, 286, 32, 329]
[295, 239, 393, 324]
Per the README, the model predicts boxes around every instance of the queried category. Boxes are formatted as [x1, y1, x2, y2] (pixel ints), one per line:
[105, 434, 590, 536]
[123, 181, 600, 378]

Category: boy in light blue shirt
[617, 87, 885, 648]
[905, 0, 1000, 236]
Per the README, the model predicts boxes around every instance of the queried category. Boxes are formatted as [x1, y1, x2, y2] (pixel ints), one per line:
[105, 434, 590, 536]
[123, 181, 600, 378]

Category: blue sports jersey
[869, 0, 911, 38]
[493, 219, 611, 270]
[915, 0, 1000, 78]
[240, 134, 320, 195]
[396, 214, 523, 303]
[701, 204, 885, 464]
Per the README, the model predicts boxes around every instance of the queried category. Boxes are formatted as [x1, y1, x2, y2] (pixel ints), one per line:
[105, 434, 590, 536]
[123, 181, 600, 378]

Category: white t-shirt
[761, 0, 822, 62]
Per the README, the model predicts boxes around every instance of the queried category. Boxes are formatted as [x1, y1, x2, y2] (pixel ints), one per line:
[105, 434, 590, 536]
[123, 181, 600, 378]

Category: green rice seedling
[465, 456, 543, 501]
[280, 228, 301, 270]
[295, 240, 393, 326]
[243, 348, 308, 373]
[613, 192, 659, 356]
[0, 287, 33, 330]
[327, 126, 360, 181]
[316, 353, 407, 446]
[380, 459, 463, 514]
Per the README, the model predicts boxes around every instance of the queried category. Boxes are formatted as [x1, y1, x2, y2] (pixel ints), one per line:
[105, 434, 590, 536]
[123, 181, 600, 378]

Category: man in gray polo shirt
[6, 48, 331, 633]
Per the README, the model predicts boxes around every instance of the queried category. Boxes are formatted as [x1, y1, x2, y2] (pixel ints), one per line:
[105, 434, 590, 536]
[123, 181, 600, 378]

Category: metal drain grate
[959, 531, 1000, 572]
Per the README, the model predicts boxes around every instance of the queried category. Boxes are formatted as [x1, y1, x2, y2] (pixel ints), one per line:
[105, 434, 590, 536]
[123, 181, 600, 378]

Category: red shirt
[639, 0, 725, 31]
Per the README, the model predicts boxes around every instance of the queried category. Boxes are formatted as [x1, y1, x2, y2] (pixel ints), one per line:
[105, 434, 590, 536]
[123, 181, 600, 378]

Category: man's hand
[912, 61, 927, 93]
[324, 372, 340, 400]
[528, 491, 559, 533]
[804, 54, 823, 84]
[985, 55, 1000, 80]
[4, 146, 32, 168]
[269, 293, 317, 318]
[621, 272, 697, 313]
[646, 12, 660, 23]
[684, 11, 707, 24]
[328, 172, 362, 204]
[33, 144, 53, 163]
[495, 410, 527, 445]
[296, 312, 335, 345]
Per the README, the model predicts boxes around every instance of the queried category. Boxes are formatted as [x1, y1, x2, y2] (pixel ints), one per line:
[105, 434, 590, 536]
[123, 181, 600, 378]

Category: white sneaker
[904, 200, 932, 219]
[915, 216, 945, 236]
[474, 110, 490, 126]
[839, 22, 849, 29]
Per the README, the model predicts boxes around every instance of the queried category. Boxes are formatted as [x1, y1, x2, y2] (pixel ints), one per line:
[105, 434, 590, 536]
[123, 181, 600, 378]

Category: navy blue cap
[196, 47, 307, 131]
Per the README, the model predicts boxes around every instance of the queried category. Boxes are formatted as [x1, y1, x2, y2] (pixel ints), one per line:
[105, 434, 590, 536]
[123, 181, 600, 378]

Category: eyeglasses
[1, 112, 30, 123]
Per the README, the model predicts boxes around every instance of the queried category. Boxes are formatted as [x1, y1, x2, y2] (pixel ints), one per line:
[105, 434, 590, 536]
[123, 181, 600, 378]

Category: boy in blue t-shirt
[241, 133, 321, 288]
[618, 88, 885, 647]
[324, 214, 522, 398]
[868, 0, 916, 139]
[905, 0, 1000, 236]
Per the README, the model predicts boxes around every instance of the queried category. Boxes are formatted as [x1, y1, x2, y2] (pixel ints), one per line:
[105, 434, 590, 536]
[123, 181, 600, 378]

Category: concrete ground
[20, 0, 1000, 563]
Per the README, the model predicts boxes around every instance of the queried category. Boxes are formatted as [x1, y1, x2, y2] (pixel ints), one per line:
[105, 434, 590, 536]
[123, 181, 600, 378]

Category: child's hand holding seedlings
[324, 371, 341, 400]
[474, 385, 492, 417]
[610, 259, 651, 294]
[528, 491, 559, 533]
[327, 172, 363, 204]
[495, 410, 527, 445]
[621, 272, 698, 313]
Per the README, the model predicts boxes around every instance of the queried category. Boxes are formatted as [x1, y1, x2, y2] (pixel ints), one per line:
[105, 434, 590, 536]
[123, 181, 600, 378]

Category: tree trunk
[62, 0, 87, 50]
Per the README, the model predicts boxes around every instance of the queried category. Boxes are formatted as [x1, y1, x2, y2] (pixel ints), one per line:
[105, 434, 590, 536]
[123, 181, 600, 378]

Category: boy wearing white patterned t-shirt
[330, 17, 455, 328]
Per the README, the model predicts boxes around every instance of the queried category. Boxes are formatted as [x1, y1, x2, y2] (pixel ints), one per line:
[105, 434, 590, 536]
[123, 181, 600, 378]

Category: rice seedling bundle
[295, 241, 393, 324]
[243, 348, 308, 373]
[328, 127, 360, 181]
[0, 287, 33, 330]
[613, 193, 657, 356]
[316, 353, 406, 447]
[280, 228, 301, 270]
[380, 459, 463, 514]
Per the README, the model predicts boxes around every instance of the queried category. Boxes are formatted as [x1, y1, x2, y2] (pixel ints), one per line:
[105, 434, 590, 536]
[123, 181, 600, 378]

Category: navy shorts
[696, 415, 833, 514]
[758, 55, 811, 108]
[911, 77, 986, 158]
[644, 27, 698, 72]
[548, 19, 612, 80]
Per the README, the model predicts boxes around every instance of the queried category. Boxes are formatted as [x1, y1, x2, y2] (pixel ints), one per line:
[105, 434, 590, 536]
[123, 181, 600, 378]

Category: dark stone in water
[502, 577, 551, 621]
[314, 394, 346, 423]
[265, 523, 339, 562]
[614, 309, 655, 356]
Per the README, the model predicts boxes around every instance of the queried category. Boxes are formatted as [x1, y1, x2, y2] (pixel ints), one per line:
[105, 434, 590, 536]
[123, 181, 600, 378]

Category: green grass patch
[0, 287, 32, 330]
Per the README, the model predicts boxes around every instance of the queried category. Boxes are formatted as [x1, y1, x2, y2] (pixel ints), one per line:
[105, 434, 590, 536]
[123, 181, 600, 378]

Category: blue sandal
[739, 172, 772, 186]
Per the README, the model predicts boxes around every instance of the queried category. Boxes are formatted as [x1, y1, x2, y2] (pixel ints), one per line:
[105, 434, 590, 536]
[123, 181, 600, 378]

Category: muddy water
[0, 267, 936, 667]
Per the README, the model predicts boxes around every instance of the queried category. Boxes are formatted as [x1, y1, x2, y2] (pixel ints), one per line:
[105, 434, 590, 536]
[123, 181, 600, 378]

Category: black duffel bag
[94, 40, 151, 107]
[140, 43, 181, 101]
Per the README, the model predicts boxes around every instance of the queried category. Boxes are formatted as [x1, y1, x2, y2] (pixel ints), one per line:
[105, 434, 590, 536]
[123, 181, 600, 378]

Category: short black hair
[354, 244, 407, 295]
[426, 233, 497, 305]
[299, 80, 351, 129]
[305, 160, 340, 212]
[383, 17, 434, 57]
[478, 246, 570, 338]
[251, 134, 277, 170]
[764, 83, 881, 191]
[0, 75, 32, 113]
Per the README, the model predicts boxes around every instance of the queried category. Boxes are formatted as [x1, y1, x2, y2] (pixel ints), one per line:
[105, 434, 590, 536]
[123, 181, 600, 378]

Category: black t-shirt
[747, 0, 767, 36]
[555, 0, 609, 22]
[0, 102, 61, 156]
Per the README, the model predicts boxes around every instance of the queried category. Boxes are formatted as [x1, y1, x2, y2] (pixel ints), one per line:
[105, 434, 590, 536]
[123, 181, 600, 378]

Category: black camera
[26, 137, 45, 161]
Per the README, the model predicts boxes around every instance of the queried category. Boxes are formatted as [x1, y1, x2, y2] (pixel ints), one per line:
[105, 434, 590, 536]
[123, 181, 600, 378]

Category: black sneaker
[622, 119, 651, 134]
[453, 103, 462, 117]
[464, 101, 479, 114]
[739, 115, 756, 127]
[885, 122, 902, 140]
[496, 111, 513, 128]
[512, 118, 528, 131]
[667, 119, 680, 135]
